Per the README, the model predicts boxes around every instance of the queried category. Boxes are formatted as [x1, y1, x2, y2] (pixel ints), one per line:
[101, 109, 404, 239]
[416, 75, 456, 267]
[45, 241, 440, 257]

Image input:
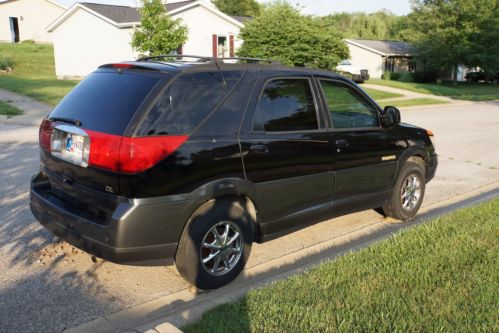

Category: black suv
[30, 56, 437, 289]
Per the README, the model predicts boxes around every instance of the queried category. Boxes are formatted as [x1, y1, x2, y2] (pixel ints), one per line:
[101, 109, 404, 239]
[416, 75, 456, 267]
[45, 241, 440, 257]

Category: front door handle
[250, 144, 269, 154]
[335, 139, 349, 147]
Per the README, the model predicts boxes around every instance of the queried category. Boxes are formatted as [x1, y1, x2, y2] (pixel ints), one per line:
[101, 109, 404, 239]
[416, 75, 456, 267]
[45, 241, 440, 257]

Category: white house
[345, 39, 416, 79]
[46, 0, 247, 79]
[0, 0, 66, 43]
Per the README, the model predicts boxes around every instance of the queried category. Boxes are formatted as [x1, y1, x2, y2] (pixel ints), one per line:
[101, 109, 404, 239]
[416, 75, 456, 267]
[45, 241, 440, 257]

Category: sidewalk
[362, 83, 468, 103]
[0, 88, 52, 126]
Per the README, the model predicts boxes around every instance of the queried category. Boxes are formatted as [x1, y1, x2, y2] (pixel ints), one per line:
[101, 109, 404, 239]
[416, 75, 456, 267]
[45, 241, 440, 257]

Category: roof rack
[219, 57, 282, 65]
[137, 54, 281, 65]
[137, 54, 213, 63]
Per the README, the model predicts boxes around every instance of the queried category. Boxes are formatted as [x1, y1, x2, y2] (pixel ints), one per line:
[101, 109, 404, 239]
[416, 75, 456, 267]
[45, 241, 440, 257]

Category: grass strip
[0, 100, 23, 116]
[185, 198, 499, 333]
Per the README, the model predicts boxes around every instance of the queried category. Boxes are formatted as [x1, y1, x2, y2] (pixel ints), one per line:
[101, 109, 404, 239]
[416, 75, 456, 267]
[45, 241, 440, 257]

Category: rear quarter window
[49, 72, 160, 135]
[137, 71, 243, 136]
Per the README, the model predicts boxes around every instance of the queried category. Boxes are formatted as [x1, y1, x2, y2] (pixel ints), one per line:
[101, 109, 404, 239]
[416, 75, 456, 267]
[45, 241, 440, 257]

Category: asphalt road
[0, 101, 498, 333]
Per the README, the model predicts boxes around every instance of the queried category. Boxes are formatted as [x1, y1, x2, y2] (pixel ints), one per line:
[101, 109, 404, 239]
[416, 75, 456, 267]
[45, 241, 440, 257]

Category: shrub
[398, 72, 414, 82]
[0, 57, 14, 71]
[389, 72, 401, 81]
[21, 39, 35, 44]
[381, 72, 391, 80]
[412, 71, 438, 83]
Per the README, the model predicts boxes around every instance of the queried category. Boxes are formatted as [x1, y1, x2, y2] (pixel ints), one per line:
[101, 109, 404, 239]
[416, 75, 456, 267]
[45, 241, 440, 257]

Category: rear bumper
[352, 74, 370, 82]
[30, 172, 192, 264]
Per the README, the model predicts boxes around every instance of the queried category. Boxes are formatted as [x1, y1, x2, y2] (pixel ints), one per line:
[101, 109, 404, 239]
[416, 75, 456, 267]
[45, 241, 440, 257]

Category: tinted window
[49, 72, 160, 135]
[320, 80, 379, 128]
[137, 71, 243, 136]
[253, 79, 318, 132]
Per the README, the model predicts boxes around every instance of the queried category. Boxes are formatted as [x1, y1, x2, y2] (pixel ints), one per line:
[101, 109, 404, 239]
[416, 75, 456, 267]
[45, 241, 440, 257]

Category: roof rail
[137, 54, 214, 63]
[137, 54, 281, 65]
[219, 57, 282, 65]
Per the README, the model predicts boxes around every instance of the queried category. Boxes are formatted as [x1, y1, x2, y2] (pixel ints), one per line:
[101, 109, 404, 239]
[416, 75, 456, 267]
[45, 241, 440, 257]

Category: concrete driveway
[0, 101, 498, 333]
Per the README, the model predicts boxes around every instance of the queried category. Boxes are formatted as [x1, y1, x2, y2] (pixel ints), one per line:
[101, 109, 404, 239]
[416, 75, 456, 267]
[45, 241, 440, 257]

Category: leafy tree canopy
[212, 0, 261, 17]
[131, 0, 188, 56]
[318, 10, 407, 41]
[406, 0, 498, 76]
[238, 2, 349, 70]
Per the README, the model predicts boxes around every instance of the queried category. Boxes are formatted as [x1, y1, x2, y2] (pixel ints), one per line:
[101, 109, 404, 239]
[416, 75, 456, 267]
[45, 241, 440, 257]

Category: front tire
[380, 160, 426, 221]
[175, 198, 253, 290]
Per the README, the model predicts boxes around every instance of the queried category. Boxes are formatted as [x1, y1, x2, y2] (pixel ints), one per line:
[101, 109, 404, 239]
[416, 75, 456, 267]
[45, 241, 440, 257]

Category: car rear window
[49, 72, 160, 135]
[136, 71, 243, 136]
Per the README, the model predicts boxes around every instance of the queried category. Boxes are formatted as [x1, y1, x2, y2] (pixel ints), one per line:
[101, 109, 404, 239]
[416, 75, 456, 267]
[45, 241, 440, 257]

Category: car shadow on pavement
[0, 142, 122, 333]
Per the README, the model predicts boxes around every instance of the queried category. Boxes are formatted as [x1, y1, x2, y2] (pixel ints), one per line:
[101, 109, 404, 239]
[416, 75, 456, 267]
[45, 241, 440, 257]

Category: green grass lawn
[363, 87, 403, 100]
[0, 100, 23, 116]
[185, 198, 499, 333]
[379, 98, 450, 109]
[368, 78, 499, 101]
[0, 43, 78, 106]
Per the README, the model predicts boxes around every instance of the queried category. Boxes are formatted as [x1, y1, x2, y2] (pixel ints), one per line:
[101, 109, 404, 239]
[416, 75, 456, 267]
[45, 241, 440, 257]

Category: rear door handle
[250, 144, 269, 154]
[335, 139, 349, 147]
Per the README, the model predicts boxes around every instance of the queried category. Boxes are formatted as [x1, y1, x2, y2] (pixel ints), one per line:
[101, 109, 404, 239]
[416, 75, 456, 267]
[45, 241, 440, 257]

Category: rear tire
[175, 197, 253, 290]
[380, 160, 426, 221]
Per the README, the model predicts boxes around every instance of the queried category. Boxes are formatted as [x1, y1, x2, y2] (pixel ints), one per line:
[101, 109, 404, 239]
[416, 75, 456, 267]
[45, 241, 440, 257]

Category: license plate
[65, 134, 84, 156]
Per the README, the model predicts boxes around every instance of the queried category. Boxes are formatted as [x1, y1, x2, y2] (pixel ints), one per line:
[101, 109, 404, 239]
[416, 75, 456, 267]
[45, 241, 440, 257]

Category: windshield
[49, 72, 160, 135]
[340, 60, 352, 66]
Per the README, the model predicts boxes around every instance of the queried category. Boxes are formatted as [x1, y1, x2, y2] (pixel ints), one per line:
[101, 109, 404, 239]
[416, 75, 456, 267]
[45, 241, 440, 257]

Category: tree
[406, 0, 498, 83]
[238, 2, 349, 70]
[467, 1, 499, 73]
[212, 0, 261, 17]
[131, 0, 188, 56]
[317, 11, 404, 41]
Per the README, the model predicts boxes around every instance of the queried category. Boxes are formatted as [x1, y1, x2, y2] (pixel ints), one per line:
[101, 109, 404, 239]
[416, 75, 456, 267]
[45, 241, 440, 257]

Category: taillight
[85, 130, 121, 171]
[39, 119, 53, 152]
[40, 122, 187, 174]
[85, 130, 188, 174]
[110, 63, 135, 69]
[119, 136, 188, 174]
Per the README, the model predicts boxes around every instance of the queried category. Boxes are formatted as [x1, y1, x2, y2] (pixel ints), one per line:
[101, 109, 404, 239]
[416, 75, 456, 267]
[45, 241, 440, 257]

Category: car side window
[319, 80, 379, 129]
[137, 71, 242, 136]
[253, 78, 318, 132]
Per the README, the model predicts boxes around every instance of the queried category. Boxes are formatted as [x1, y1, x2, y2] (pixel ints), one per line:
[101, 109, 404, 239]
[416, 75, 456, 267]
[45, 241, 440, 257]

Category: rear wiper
[49, 117, 82, 126]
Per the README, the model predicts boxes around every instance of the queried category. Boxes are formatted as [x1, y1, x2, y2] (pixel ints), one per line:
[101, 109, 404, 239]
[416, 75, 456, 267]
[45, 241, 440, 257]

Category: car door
[239, 74, 334, 238]
[316, 78, 399, 205]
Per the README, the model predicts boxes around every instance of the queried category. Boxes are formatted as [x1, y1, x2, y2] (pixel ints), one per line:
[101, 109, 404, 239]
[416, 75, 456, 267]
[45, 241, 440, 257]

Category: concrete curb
[62, 181, 499, 333]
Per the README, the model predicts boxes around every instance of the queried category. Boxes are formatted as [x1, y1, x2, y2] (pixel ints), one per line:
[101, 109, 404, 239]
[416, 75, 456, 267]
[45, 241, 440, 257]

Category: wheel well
[406, 154, 426, 175]
[192, 194, 259, 240]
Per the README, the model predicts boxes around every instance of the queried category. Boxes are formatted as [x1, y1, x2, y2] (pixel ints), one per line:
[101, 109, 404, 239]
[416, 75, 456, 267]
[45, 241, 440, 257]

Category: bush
[389, 72, 401, 81]
[21, 39, 35, 44]
[398, 72, 414, 82]
[412, 71, 438, 83]
[381, 72, 391, 80]
[0, 57, 14, 71]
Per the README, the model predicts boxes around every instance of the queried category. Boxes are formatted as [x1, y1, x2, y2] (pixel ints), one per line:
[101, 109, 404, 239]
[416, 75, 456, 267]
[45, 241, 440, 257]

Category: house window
[212, 34, 234, 58]
[217, 36, 229, 58]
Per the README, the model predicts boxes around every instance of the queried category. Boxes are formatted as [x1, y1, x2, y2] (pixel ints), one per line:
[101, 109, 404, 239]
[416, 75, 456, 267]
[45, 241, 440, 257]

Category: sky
[52, 0, 412, 16]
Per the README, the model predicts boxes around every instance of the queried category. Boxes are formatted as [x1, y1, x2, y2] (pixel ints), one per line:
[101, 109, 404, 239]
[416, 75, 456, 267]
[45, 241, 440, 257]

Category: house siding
[347, 42, 384, 79]
[0, 0, 64, 43]
[50, 3, 243, 79]
[52, 8, 137, 79]
[172, 5, 242, 57]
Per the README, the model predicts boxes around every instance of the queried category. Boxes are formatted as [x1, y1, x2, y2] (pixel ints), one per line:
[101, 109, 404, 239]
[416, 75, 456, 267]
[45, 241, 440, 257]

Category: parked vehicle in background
[30, 56, 437, 290]
[336, 60, 370, 83]
[465, 70, 499, 83]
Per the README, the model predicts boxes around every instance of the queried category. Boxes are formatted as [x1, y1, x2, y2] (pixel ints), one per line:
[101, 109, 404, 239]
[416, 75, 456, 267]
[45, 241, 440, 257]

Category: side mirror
[380, 106, 401, 127]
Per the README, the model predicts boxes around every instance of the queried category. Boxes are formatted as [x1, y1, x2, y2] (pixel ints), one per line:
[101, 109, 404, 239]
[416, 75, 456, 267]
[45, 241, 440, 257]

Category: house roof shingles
[81, 1, 196, 24]
[348, 39, 414, 56]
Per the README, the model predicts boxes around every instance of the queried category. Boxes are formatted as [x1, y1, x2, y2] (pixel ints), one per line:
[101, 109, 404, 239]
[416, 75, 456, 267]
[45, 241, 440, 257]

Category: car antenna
[213, 58, 227, 87]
